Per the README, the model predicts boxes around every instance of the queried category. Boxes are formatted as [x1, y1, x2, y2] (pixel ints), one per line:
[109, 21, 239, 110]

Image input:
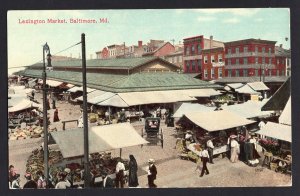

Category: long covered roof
[20, 69, 220, 93]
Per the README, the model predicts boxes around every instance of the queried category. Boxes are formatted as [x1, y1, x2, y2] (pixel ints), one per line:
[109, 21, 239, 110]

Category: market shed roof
[256, 122, 291, 142]
[51, 123, 148, 158]
[279, 96, 291, 126]
[20, 69, 220, 93]
[215, 76, 289, 84]
[173, 103, 215, 118]
[235, 84, 260, 95]
[184, 110, 256, 132]
[261, 77, 290, 111]
[247, 82, 269, 91]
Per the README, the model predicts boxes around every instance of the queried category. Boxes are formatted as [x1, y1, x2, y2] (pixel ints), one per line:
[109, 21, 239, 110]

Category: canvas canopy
[178, 89, 222, 97]
[76, 90, 109, 102]
[88, 92, 116, 104]
[96, 94, 129, 108]
[235, 84, 260, 94]
[38, 79, 63, 87]
[173, 103, 215, 118]
[247, 82, 269, 91]
[8, 94, 28, 108]
[256, 122, 291, 142]
[222, 100, 273, 119]
[226, 83, 244, 89]
[67, 86, 96, 93]
[184, 110, 256, 132]
[279, 96, 291, 126]
[50, 123, 148, 158]
[8, 99, 42, 113]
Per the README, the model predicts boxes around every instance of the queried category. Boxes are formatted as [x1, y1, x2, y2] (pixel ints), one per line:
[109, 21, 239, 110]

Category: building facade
[275, 45, 291, 77]
[202, 47, 225, 80]
[224, 39, 279, 78]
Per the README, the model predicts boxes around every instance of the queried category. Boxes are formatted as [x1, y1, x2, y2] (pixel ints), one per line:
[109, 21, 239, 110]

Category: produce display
[9, 125, 57, 140]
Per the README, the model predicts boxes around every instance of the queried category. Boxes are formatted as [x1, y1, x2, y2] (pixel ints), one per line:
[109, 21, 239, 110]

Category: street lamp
[42, 42, 52, 187]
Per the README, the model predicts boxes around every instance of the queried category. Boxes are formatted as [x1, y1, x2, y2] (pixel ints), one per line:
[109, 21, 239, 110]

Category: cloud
[197, 16, 216, 22]
[194, 8, 260, 17]
[222, 18, 240, 24]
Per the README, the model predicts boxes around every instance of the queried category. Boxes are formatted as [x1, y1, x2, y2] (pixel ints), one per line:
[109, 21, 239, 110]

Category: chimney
[138, 41, 143, 48]
[210, 35, 213, 40]
[280, 44, 282, 48]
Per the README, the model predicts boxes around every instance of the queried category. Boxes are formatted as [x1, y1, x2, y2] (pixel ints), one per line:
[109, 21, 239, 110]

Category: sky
[7, 8, 290, 74]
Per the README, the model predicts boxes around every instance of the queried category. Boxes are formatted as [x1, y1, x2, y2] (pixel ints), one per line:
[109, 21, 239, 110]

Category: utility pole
[81, 33, 90, 188]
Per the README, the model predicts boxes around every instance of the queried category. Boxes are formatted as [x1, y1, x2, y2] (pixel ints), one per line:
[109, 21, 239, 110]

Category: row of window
[186, 60, 202, 71]
[203, 54, 223, 64]
[227, 46, 273, 54]
[185, 44, 202, 56]
[227, 69, 285, 77]
[167, 56, 183, 64]
[227, 57, 286, 65]
[203, 68, 223, 79]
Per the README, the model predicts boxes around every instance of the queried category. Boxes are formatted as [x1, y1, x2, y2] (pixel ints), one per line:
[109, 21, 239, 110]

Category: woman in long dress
[128, 155, 139, 187]
[230, 137, 240, 163]
[53, 109, 60, 122]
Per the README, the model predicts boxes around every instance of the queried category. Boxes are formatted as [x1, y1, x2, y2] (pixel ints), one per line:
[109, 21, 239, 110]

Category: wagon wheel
[160, 128, 164, 148]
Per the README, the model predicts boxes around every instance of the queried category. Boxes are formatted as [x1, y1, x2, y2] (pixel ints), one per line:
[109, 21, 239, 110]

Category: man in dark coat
[147, 159, 157, 188]
[128, 155, 139, 187]
[23, 173, 37, 189]
[101, 172, 114, 188]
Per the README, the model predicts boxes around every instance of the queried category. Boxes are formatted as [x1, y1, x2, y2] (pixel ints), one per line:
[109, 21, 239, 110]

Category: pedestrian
[53, 108, 60, 122]
[199, 147, 210, 177]
[78, 115, 83, 128]
[128, 155, 139, 187]
[55, 172, 71, 189]
[120, 108, 126, 122]
[229, 135, 240, 163]
[23, 173, 37, 189]
[46, 98, 50, 110]
[9, 165, 17, 187]
[52, 99, 56, 109]
[206, 138, 215, 164]
[101, 172, 114, 188]
[11, 174, 21, 189]
[36, 170, 47, 188]
[147, 158, 157, 188]
[115, 158, 125, 188]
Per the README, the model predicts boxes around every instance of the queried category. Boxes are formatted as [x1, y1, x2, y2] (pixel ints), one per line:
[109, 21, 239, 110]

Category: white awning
[66, 83, 75, 88]
[88, 92, 116, 104]
[173, 103, 215, 118]
[50, 123, 148, 158]
[247, 82, 269, 91]
[236, 84, 260, 94]
[8, 99, 42, 113]
[118, 90, 196, 106]
[67, 86, 96, 93]
[8, 94, 28, 108]
[178, 89, 222, 97]
[38, 79, 63, 87]
[226, 83, 244, 89]
[97, 95, 129, 108]
[279, 96, 291, 126]
[76, 90, 109, 102]
[256, 122, 291, 142]
[184, 110, 256, 132]
[222, 100, 273, 119]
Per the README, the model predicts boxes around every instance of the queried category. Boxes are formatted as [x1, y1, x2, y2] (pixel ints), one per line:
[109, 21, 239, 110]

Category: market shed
[8, 99, 41, 113]
[76, 90, 108, 102]
[50, 123, 148, 158]
[184, 110, 256, 132]
[173, 103, 215, 118]
[255, 122, 291, 142]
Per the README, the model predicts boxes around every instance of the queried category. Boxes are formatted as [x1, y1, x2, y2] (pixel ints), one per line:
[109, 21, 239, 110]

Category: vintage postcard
[7, 9, 291, 189]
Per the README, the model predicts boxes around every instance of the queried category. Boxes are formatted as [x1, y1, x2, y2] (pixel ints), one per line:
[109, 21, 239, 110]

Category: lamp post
[42, 42, 51, 187]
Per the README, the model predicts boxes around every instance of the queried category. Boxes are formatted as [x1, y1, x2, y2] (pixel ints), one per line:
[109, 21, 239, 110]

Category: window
[244, 46, 248, 53]
[243, 69, 248, 77]
[191, 45, 195, 55]
[255, 57, 258, 64]
[198, 60, 202, 70]
[218, 68, 223, 78]
[262, 57, 265, 64]
[192, 61, 196, 71]
[228, 48, 232, 54]
[236, 70, 240, 77]
[211, 55, 215, 63]
[228, 59, 231, 65]
[197, 44, 201, 54]
[204, 56, 208, 64]
[269, 58, 272, 64]
[235, 47, 239, 54]
[185, 46, 190, 55]
[228, 70, 232, 77]
[262, 47, 265, 53]
[218, 54, 223, 62]
[282, 70, 285, 76]
[174, 56, 177, 63]
[269, 70, 272, 76]
[244, 58, 248, 65]
[211, 68, 215, 78]
[255, 69, 258, 76]
[204, 69, 208, 78]
[255, 46, 258, 53]
[269, 48, 272, 55]
[186, 61, 190, 71]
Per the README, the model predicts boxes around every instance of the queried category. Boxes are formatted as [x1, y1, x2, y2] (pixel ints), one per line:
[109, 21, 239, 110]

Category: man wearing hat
[115, 159, 125, 188]
[23, 173, 37, 189]
[147, 159, 157, 188]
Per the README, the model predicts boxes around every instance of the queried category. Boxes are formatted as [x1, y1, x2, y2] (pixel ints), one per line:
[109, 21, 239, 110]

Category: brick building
[202, 47, 225, 80]
[275, 45, 291, 77]
[224, 39, 278, 79]
[142, 41, 175, 57]
[96, 47, 109, 59]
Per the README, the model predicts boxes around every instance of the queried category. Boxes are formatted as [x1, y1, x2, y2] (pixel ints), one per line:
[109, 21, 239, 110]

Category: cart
[141, 117, 164, 148]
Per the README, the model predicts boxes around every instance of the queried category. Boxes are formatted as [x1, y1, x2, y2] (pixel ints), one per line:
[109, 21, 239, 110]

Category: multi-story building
[107, 44, 124, 58]
[142, 41, 175, 57]
[183, 35, 225, 80]
[275, 45, 291, 77]
[96, 47, 109, 59]
[202, 47, 225, 80]
[224, 39, 277, 78]
[164, 51, 183, 69]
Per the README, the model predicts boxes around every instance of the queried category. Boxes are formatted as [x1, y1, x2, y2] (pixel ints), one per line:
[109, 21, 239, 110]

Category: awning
[279, 96, 291, 126]
[226, 83, 244, 89]
[88, 92, 116, 104]
[222, 100, 273, 119]
[97, 95, 129, 108]
[178, 89, 222, 97]
[8, 94, 28, 108]
[66, 83, 75, 88]
[173, 103, 215, 118]
[184, 110, 256, 132]
[38, 79, 63, 87]
[67, 86, 96, 93]
[247, 82, 269, 91]
[50, 123, 148, 158]
[256, 122, 291, 142]
[8, 99, 42, 113]
[118, 90, 196, 106]
[235, 84, 260, 94]
[76, 90, 109, 102]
